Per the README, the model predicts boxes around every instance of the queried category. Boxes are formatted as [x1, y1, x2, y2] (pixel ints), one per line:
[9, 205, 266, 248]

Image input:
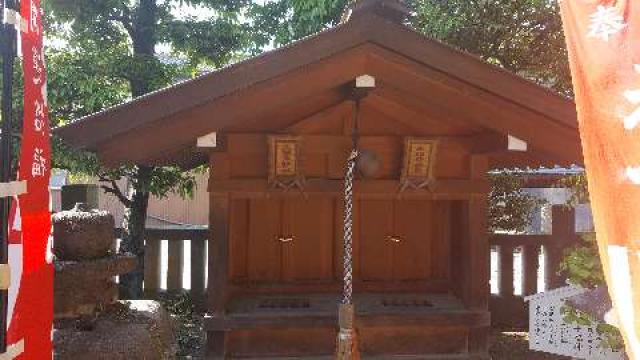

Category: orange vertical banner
[560, 1, 640, 358]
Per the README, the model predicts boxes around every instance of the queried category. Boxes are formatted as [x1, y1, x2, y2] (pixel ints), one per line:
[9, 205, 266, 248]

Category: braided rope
[342, 149, 358, 305]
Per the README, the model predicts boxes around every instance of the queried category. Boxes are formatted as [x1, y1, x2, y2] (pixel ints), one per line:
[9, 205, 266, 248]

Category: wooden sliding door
[231, 198, 335, 284]
[358, 199, 450, 283]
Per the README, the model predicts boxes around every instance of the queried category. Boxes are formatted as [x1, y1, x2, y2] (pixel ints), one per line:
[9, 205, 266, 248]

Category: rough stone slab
[54, 300, 177, 360]
[55, 255, 137, 283]
[55, 280, 118, 319]
[53, 206, 116, 261]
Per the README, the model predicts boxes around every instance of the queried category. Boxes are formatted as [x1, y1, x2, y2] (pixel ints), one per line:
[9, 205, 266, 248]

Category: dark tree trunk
[130, 0, 157, 97]
[119, 166, 152, 299]
[118, 0, 157, 299]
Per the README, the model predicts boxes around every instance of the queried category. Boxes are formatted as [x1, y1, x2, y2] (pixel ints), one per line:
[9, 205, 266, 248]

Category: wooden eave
[54, 11, 582, 169]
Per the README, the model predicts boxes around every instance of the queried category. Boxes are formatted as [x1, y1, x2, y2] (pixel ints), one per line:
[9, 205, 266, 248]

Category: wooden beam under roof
[95, 47, 367, 166]
[364, 47, 582, 163]
[285, 101, 352, 134]
[368, 86, 481, 135]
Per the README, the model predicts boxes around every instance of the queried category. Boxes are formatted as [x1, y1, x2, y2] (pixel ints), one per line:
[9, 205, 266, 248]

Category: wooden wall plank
[209, 194, 231, 315]
[167, 240, 185, 291]
[210, 153, 231, 181]
[359, 200, 394, 281]
[499, 244, 515, 297]
[522, 244, 540, 296]
[191, 238, 207, 298]
[449, 200, 468, 301]
[144, 236, 162, 295]
[229, 199, 249, 281]
[282, 198, 334, 281]
[393, 200, 432, 280]
[247, 199, 282, 282]
[466, 155, 490, 309]
[432, 201, 451, 281]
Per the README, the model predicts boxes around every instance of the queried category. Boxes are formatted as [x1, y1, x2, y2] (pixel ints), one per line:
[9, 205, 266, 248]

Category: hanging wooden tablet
[268, 135, 305, 192]
[399, 138, 438, 192]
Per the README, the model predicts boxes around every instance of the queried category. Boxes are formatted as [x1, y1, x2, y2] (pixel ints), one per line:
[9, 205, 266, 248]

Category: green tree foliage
[250, 0, 572, 94]
[411, 0, 572, 95]
[488, 173, 545, 233]
[555, 173, 603, 289]
[555, 175, 623, 350]
[559, 233, 604, 288]
[45, 0, 254, 298]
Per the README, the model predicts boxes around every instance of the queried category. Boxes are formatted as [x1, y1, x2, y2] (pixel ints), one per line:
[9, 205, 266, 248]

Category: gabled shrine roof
[55, 0, 582, 169]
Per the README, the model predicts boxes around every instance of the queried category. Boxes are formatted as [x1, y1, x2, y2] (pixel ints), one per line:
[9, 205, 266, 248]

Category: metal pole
[0, 0, 17, 353]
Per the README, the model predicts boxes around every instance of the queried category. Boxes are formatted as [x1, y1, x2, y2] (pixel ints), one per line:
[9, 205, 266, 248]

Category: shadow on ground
[490, 330, 569, 360]
[160, 293, 569, 359]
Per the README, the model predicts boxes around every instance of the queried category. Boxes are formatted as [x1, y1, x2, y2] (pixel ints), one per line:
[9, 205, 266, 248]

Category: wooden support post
[167, 240, 184, 292]
[206, 331, 226, 360]
[498, 244, 515, 297]
[206, 193, 230, 359]
[191, 237, 207, 306]
[521, 244, 540, 296]
[546, 205, 575, 290]
[143, 236, 161, 296]
[466, 155, 490, 357]
[467, 155, 489, 309]
[209, 193, 230, 315]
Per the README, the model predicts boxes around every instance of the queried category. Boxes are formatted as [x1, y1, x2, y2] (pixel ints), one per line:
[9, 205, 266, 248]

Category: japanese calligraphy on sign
[400, 138, 438, 192]
[29, 0, 40, 35]
[275, 141, 297, 176]
[9, 0, 55, 356]
[268, 136, 305, 191]
[31, 148, 46, 177]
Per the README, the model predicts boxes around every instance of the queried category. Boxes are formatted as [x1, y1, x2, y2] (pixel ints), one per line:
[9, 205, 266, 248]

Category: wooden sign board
[400, 138, 438, 191]
[268, 136, 304, 190]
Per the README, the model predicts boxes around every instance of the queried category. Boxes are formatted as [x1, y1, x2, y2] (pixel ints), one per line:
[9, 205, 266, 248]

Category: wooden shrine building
[57, 0, 583, 358]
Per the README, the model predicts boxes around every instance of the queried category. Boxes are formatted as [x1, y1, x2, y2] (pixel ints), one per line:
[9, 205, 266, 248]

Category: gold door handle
[278, 236, 295, 243]
[387, 236, 402, 244]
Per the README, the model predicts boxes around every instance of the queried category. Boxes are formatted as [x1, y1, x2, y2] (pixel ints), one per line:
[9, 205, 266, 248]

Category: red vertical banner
[6, 0, 54, 357]
[560, 1, 640, 358]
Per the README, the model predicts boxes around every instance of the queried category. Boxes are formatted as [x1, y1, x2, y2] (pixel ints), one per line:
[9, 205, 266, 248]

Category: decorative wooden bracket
[398, 179, 433, 193]
[398, 138, 438, 194]
[269, 178, 306, 192]
[0, 181, 26, 199]
[268, 135, 307, 197]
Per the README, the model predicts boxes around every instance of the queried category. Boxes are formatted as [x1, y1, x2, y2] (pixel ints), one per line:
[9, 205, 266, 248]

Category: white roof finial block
[356, 75, 376, 89]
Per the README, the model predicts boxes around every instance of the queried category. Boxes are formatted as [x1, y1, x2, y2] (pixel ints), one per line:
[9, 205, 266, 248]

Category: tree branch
[98, 173, 132, 207]
[106, 13, 134, 37]
[104, 2, 135, 38]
